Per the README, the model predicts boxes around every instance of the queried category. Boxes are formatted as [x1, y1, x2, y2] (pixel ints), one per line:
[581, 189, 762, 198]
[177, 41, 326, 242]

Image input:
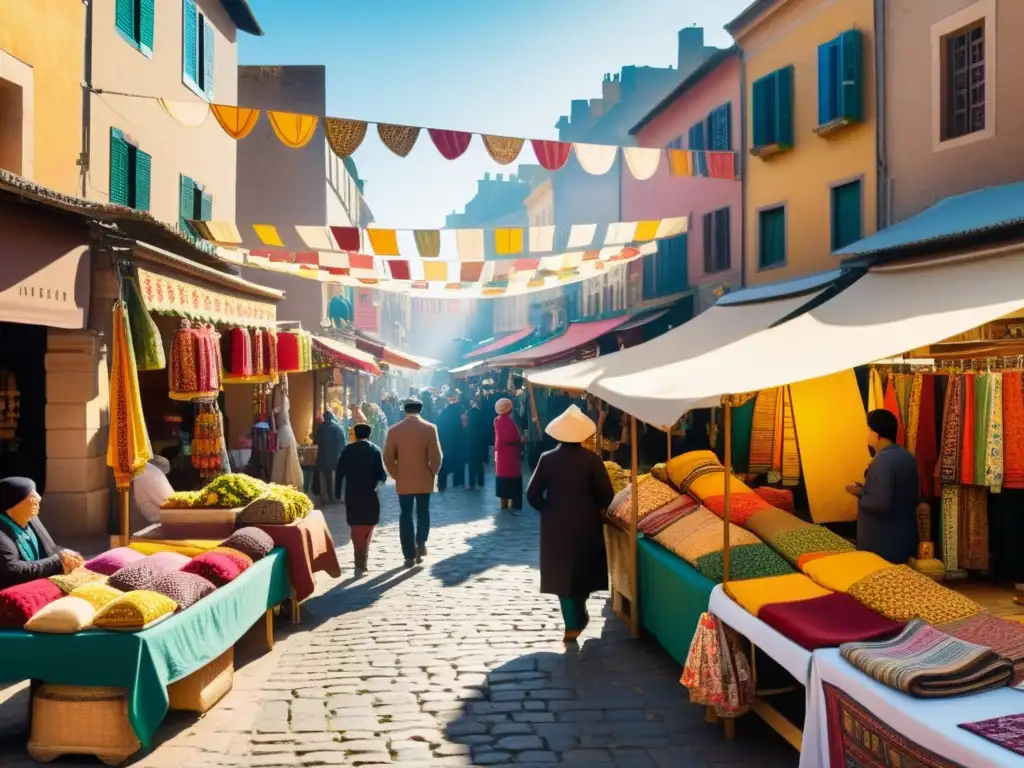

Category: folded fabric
[796, 552, 832, 570]
[692, 543, 794, 583]
[610, 476, 680, 526]
[744, 507, 809, 541]
[941, 612, 1024, 686]
[182, 552, 243, 586]
[768, 525, 855, 565]
[759, 592, 904, 650]
[652, 506, 760, 564]
[24, 596, 98, 634]
[841, 618, 1013, 698]
[221, 527, 275, 561]
[93, 590, 178, 630]
[702, 492, 774, 526]
[638, 495, 700, 537]
[48, 568, 106, 594]
[0, 579, 64, 628]
[666, 450, 723, 493]
[208, 546, 254, 572]
[802, 551, 893, 593]
[149, 571, 217, 610]
[83, 547, 146, 576]
[69, 582, 124, 610]
[752, 486, 794, 514]
[847, 565, 984, 624]
[724, 573, 831, 617]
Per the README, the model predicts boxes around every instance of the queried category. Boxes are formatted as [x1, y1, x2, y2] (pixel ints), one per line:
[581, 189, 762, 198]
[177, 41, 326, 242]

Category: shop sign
[0, 246, 88, 329]
[136, 268, 277, 328]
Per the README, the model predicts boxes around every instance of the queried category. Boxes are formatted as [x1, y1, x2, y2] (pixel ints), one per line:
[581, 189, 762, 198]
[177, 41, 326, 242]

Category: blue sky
[240, 0, 751, 229]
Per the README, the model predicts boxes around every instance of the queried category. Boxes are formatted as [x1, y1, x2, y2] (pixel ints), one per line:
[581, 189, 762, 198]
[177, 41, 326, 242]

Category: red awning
[312, 335, 381, 376]
[466, 326, 535, 359]
[487, 316, 630, 368]
[353, 331, 429, 370]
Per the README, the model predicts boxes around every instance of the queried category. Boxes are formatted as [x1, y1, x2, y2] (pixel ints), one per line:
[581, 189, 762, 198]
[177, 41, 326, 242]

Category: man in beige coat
[383, 399, 443, 567]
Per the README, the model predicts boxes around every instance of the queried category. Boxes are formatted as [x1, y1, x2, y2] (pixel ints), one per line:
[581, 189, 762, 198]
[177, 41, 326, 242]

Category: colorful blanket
[691, 543, 793, 583]
[759, 592, 904, 651]
[651, 506, 760, 565]
[743, 506, 809, 541]
[724, 573, 830, 617]
[637, 495, 700, 537]
[941, 611, 1024, 686]
[846, 565, 983, 625]
[840, 618, 1013, 698]
[609, 476, 680, 527]
[768, 525, 855, 566]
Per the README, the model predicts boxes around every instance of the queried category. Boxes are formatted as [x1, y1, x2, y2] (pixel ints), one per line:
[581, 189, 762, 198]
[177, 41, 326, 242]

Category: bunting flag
[187, 215, 689, 261]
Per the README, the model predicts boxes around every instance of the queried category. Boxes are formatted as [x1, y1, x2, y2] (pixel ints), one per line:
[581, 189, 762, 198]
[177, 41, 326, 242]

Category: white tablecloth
[803, 649, 1024, 768]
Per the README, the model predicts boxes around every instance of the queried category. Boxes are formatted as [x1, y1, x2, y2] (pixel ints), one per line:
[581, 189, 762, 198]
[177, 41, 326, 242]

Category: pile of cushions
[0, 527, 275, 634]
[608, 476, 680, 528]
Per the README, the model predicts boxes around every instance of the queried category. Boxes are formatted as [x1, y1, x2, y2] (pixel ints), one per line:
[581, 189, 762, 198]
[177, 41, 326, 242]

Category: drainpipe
[874, 0, 887, 230]
[739, 50, 748, 293]
[79, 0, 93, 197]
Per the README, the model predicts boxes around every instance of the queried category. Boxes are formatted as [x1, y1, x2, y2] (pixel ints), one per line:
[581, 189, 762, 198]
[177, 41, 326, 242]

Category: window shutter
[702, 213, 714, 274]
[818, 42, 834, 125]
[203, 18, 215, 97]
[687, 122, 705, 150]
[109, 129, 130, 206]
[183, 0, 198, 83]
[134, 148, 152, 211]
[115, 0, 134, 41]
[838, 30, 864, 122]
[715, 209, 730, 271]
[139, 0, 155, 51]
[752, 76, 769, 148]
[774, 66, 795, 147]
[179, 175, 195, 232]
[200, 191, 213, 221]
[717, 103, 732, 150]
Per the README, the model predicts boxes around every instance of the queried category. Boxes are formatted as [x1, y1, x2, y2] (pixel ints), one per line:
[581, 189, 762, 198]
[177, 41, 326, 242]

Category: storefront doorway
[0, 321, 46, 487]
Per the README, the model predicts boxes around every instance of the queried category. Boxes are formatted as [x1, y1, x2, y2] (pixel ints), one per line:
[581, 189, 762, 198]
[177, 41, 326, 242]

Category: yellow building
[0, 0, 85, 195]
[727, 0, 877, 285]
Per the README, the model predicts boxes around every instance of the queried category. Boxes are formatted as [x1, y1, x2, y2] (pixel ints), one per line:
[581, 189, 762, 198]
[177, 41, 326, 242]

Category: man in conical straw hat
[526, 405, 615, 644]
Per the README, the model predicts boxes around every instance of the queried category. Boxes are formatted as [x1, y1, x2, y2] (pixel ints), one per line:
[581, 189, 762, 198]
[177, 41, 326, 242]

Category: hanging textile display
[168, 322, 221, 401]
[780, 387, 801, 487]
[377, 123, 421, 157]
[747, 389, 778, 476]
[916, 373, 938, 498]
[868, 367, 885, 413]
[210, 104, 259, 140]
[277, 330, 312, 374]
[987, 371, 1004, 493]
[882, 374, 905, 446]
[124, 277, 165, 371]
[973, 373, 992, 487]
[939, 373, 963, 485]
[941, 484, 961, 574]
[224, 327, 253, 378]
[107, 301, 153, 490]
[1002, 370, 1024, 489]
[323, 117, 368, 157]
[482, 134, 525, 165]
[768, 388, 784, 484]
[730, 397, 755, 476]
[192, 403, 225, 480]
[958, 485, 990, 571]
[251, 328, 266, 376]
[905, 372, 922, 456]
[960, 373, 976, 485]
[267, 110, 318, 149]
[0, 370, 19, 452]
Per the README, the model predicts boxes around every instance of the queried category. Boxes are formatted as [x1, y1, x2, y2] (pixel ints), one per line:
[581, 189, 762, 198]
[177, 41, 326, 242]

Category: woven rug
[608, 476, 680, 527]
[824, 682, 964, 767]
[941, 611, 1024, 686]
[840, 619, 1013, 698]
[637, 495, 700, 537]
[959, 713, 1024, 757]
[651, 506, 760, 565]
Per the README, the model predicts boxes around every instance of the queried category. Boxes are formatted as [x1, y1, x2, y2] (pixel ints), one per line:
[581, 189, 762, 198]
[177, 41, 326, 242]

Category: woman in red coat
[494, 398, 523, 510]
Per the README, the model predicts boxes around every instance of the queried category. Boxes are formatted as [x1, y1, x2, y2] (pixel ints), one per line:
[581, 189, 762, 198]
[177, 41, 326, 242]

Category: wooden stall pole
[628, 415, 640, 639]
[666, 427, 672, 463]
[595, 403, 606, 459]
[722, 401, 732, 584]
[119, 489, 130, 547]
[526, 381, 542, 441]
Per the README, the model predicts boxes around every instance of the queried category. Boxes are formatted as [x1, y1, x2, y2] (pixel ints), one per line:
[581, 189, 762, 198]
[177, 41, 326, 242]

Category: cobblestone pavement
[0, 470, 798, 767]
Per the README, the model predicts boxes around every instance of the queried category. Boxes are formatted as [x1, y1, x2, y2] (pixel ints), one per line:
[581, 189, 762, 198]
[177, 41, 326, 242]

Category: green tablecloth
[637, 536, 715, 666]
[0, 548, 290, 750]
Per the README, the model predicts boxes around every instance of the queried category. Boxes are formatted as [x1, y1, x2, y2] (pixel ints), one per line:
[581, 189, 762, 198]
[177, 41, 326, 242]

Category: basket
[237, 496, 310, 525]
[604, 524, 636, 623]
[168, 648, 234, 713]
[28, 683, 140, 765]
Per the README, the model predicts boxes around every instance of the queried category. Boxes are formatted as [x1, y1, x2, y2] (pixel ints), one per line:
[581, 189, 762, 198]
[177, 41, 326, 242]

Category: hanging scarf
[987, 372, 1004, 494]
[748, 390, 778, 476]
[939, 375, 964, 485]
[895, 373, 911, 428]
[906, 373, 923, 457]
[959, 485, 990, 571]
[0, 513, 40, 561]
[973, 373, 991, 487]
[883, 374, 905, 446]
[781, 387, 801, 487]
[868, 368, 885, 413]
[768, 388, 785, 485]
[1002, 371, 1024, 489]
[941, 484, 960, 574]
[916, 374, 939, 498]
[960, 373, 976, 485]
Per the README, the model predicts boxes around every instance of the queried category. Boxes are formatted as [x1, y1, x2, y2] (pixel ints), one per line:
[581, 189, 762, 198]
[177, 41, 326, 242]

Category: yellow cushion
[666, 450, 757, 501]
[129, 541, 216, 558]
[24, 596, 97, 634]
[610, 477, 680, 523]
[724, 573, 832, 617]
[93, 590, 178, 630]
[802, 551, 894, 593]
[69, 583, 124, 611]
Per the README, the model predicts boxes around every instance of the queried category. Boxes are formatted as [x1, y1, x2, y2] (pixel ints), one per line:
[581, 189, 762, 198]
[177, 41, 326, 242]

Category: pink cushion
[83, 547, 145, 577]
[140, 552, 192, 572]
[181, 552, 242, 587]
[0, 579, 64, 628]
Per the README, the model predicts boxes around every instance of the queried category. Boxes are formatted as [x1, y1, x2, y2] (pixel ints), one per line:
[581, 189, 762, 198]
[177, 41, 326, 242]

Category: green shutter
[838, 30, 864, 122]
[139, 0, 155, 52]
[179, 175, 195, 232]
[203, 18, 215, 97]
[760, 208, 786, 268]
[818, 41, 835, 124]
[183, 0, 198, 83]
[200, 191, 213, 221]
[831, 180, 862, 251]
[109, 129, 130, 206]
[134, 148, 152, 211]
[115, 0, 135, 41]
[752, 75, 770, 148]
[774, 66, 795, 147]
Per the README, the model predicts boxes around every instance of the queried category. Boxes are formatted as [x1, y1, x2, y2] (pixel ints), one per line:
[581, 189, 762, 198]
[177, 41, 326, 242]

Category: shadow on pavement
[428, 509, 540, 588]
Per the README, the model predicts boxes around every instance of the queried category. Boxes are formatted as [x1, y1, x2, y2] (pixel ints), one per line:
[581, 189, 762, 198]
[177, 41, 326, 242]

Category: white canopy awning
[592, 248, 1024, 427]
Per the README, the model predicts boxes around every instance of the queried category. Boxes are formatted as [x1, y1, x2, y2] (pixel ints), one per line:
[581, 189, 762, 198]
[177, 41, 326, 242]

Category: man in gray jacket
[383, 399, 443, 567]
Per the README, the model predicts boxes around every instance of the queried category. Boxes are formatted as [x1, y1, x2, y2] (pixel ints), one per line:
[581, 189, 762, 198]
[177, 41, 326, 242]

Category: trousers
[398, 493, 431, 560]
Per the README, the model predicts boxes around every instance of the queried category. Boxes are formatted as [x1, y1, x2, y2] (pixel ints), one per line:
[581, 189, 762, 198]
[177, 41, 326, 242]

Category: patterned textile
[322, 117, 368, 157]
[1003, 371, 1024, 489]
[974, 373, 992, 486]
[23, 596, 97, 634]
[960, 714, 1024, 757]
[906, 372, 923, 456]
[724, 573, 830, 617]
[868, 368, 885, 413]
[182, 552, 243, 586]
[781, 387, 801, 486]
[796, 552, 832, 570]
[958, 484, 989, 571]
[743, 507, 808, 541]
[377, 123, 421, 157]
[93, 590, 178, 630]
[917, 374, 939, 497]
[210, 104, 259, 140]
[208, 547, 254, 572]
[941, 612, 1024, 685]
[941, 485, 960, 572]
[221, 527, 275, 561]
[49, 569, 106, 594]
[84, 547, 146, 576]
[609, 477, 680, 526]
[747, 389, 778, 475]
[769, 525, 855, 565]
[895, 373, 910, 425]
[883, 374, 906, 446]
[702, 492, 773, 526]
[481, 135, 525, 165]
[0, 579, 63, 628]
[840, 618, 1013, 697]
[69, 583, 123, 611]
[681, 613, 752, 718]
[692, 543, 793, 583]
[802, 551, 893, 593]
[751, 486, 793, 514]
[847, 565, 983, 625]
[939, 374, 964, 485]
[960, 374, 976, 485]
[651, 506, 759, 565]
[428, 128, 473, 160]
[637, 495, 700, 537]
[760, 592, 903, 651]
[149, 571, 216, 611]
[769, 388, 784, 484]
[824, 682, 963, 767]
[986, 372, 1004, 493]
[107, 301, 153, 489]
[666, 451, 725, 496]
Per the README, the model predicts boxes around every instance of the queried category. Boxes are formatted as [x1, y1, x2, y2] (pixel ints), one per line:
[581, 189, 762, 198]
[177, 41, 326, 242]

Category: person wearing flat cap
[526, 405, 614, 644]
[0, 477, 84, 588]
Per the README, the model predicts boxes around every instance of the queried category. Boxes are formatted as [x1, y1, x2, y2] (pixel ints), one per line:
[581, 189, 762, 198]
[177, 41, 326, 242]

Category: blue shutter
[139, 0, 155, 52]
[818, 42, 835, 124]
[203, 18, 215, 97]
[179, 175, 195, 232]
[183, 0, 198, 83]
[115, 0, 134, 41]
[720, 103, 732, 150]
[200, 191, 213, 221]
[702, 213, 714, 273]
[134, 148, 152, 211]
[688, 122, 705, 150]
[838, 30, 864, 122]
[109, 129, 130, 206]
[752, 76, 770, 148]
[774, 66, 795, 147]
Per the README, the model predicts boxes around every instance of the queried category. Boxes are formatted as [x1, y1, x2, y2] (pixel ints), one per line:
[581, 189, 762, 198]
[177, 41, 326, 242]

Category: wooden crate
[28, 684, 140, 765]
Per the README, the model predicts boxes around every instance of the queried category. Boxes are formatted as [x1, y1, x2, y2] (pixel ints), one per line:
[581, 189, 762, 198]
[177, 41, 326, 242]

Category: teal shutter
[752, 76, 770, 148]
[838, 30, 864, 122]
[831, 180, 862, 250]
[760, 208, 786, 268]
[688, 122, 705, 150]
[115, 0, 135, 41]
[179, 175, 195, 232]
[203, 18, 215, 97]
[183, 0, 198, 83]
[109, 129, 130, 206]
[200, 191, 213, 221]
[139, 0, 155, 52]
[774, 66, 794, 147]
[134, 148, 151, 211]
[714, 208, 730, 270]
[818, 42, 835, 124]
[709, 104, 731, 150]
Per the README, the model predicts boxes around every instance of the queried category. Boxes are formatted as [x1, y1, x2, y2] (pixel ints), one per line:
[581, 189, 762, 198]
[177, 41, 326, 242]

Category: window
[752, 66, 794, 155]
[942, 22, 985, 140]
[687, 121, 706, 150]
[115, 0, 155, 55]
[831, 179, 862, 251]
[109, 128, 151, 211]
[702, 207, 731, 274]
[706, 103, 732, 150]
[179, 175, 213, 233]
[642, 234, 688, 299]
[758, 207, 786, 269]
[667, 136, 684, 150]
[817, 30, 863, 129]
[183, 0, 215, 98]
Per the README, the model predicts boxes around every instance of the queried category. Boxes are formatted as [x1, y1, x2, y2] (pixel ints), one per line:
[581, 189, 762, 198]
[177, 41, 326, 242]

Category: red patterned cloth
[759, 592, 904, 651]
[960, 373, 976, 484]
[277, 331, 301, 373]
[915, 374, 938, 497]
[960, 713, 1024, 757]
[702, 492, 772, 525]
[752, 486, 794, 514]
[0, 578, 63, 628]
[1002, 371, 1024, 489]
[942, 612, 1024, 685]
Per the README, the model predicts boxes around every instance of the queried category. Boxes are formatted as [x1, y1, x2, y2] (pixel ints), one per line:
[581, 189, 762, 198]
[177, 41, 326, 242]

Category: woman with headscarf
[0, 477, 84, 588]
[494, 398, 523, 510]
[526, 405, 614, 644]
[314, 410, 345, 506]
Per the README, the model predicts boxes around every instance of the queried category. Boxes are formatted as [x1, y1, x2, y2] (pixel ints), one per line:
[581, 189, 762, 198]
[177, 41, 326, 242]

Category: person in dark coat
[527, 405, 614, 644]
[466, 398, 490, 490]
[0, 477, 84, 588]
[314, 410, 345, 506]
[437, 397, 466, 491]
[335, 423, 388, 572]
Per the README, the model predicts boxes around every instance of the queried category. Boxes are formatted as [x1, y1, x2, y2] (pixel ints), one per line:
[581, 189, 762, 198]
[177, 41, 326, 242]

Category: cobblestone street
[0, 472, 798, 767]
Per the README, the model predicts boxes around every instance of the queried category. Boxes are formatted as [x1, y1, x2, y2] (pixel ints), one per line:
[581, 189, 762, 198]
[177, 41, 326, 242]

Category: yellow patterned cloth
[781, 387, 801, 487]
[653, 506, 759, 564]
[267, 110, 318, 149]
[666, 450, 723, 493]
[377, 123, 421, 157]
[211, 104, 259, 140]
[802, 551, 894, 593]
[725, 573, 831, 617]
[482, 135, 525, 165]
[609, 477, 680, 525]
[906, 373, 923, 457]
[748, 389, 779, 475]
[322, 117, 368, 157]
[868, 368, 885, 413]
[49, 569, 106, 594]
[69, 583, 124, 611]
[986, 372, 1004, 493]
[93, 590, 178, 630]
[847, 565, 984, 624]
[106, 301, 153, 490]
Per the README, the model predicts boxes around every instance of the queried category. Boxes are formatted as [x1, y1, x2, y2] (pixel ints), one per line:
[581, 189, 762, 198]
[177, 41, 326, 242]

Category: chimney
[602, 74, 621, 108]
[570, 99, 590, 123]
[496, 172, 504, 181]
[678, 26, 707, 74]
[483, 172, 491, 181]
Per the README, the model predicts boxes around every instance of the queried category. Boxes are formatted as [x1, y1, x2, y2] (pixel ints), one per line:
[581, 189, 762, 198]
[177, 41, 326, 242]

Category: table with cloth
[252, 509, 342, 604]
[0, 548, 290, 750]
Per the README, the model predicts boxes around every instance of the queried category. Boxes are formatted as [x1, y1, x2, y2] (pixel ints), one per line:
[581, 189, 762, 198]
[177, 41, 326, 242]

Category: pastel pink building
[622, 48, 742, 312]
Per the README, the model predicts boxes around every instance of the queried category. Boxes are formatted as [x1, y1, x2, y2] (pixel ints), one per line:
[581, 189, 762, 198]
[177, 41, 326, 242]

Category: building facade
[728, 0, 877, 285]
[625, 48, 743, 312]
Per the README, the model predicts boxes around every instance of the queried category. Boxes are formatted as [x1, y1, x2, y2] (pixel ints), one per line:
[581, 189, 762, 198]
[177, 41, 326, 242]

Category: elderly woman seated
[0, 477, 84, 588]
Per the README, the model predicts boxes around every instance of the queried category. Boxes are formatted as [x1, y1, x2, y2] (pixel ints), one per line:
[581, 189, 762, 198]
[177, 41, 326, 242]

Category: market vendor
[845, 409, 919, 564]
[0, 477, 84, 588]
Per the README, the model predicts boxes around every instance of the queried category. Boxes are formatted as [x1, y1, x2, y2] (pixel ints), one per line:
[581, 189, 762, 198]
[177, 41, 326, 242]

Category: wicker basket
[28, 684, 140, 765]
[168, 648, 234, 713]
[604, 524, 636, 624]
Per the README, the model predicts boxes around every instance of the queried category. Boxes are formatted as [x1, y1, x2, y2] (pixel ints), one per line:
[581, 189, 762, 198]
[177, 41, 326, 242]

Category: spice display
[237, 482, 314, 525]
[160, 474, 313, 524]
[169, 322, 221, 401]
[124, 278, 165, 371]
